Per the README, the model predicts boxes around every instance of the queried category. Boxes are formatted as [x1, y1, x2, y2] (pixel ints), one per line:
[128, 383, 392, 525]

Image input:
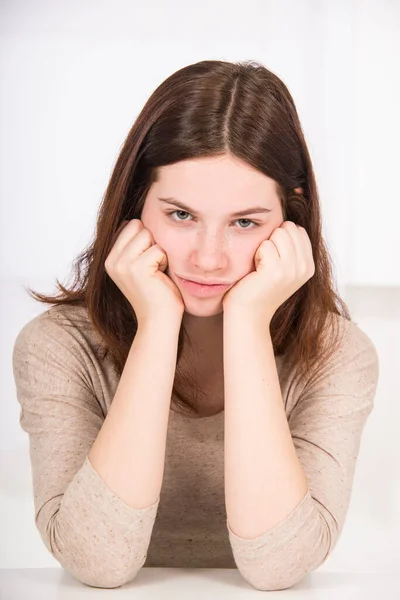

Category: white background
[1, 0, 399, 573]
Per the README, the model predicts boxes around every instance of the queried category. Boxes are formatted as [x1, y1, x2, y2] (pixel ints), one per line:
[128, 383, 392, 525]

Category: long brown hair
[26, 59, 351, 416]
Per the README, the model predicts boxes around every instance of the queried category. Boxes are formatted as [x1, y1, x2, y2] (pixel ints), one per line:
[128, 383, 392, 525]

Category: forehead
[154, 156, 280, 203]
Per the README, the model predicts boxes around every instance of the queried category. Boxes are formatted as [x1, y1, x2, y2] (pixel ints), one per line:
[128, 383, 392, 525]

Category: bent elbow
[51, 546, 147, 589]
[39, 511, 149, 589]
[248, 569, 312, 591]
[69, 563, 145, 589]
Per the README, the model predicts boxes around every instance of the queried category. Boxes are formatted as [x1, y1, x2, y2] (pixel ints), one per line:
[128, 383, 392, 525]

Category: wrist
[138, 314, 183, 336]
[223, 307, 273, 331]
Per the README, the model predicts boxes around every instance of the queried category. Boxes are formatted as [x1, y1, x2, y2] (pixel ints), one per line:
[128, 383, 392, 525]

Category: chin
[183, 301, 223, 317]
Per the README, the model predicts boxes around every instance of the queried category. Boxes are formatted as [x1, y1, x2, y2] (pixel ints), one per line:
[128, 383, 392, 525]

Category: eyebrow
[157, 197, 272, 218]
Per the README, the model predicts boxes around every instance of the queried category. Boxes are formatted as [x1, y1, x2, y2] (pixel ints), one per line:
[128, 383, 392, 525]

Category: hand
[105, 219, 185, 325]
[222, 221, 315, 324]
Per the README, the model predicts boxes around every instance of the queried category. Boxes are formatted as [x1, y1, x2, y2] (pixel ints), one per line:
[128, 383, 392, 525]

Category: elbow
[68, 565, 145, 589]
[51, 544, 147, 589]
[38, 512, 148, 589]
[232, 511, 334, 591]
[235, 538, 331, 591]
[241, 567, 313, 592]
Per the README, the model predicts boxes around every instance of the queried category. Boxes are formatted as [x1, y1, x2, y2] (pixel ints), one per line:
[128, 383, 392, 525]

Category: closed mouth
[179, 276, 230, 286]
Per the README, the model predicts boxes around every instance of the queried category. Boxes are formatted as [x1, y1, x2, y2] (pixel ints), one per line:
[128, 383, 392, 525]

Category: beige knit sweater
[12, 304, 379, 590]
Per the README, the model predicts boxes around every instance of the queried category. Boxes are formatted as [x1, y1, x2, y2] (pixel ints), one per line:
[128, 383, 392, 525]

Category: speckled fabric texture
[12, 304, 379, 590]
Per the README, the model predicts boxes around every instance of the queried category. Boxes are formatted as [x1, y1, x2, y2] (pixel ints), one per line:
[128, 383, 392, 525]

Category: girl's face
[140, 154, 284, 317]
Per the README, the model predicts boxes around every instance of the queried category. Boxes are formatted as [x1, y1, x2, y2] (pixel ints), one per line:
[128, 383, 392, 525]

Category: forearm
[223, 312, 308, 540]
[89, 316, 181, 509]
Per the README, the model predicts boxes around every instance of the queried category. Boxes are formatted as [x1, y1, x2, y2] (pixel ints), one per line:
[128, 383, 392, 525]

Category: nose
[191, 231, 228, 271]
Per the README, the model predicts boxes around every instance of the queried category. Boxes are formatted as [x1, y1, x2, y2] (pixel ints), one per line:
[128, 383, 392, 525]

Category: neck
[182, 310, 224, 347]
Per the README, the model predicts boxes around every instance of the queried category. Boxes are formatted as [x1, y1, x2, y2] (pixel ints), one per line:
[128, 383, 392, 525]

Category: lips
[179, 276, 231, 286]
[176, 275, 231, 297]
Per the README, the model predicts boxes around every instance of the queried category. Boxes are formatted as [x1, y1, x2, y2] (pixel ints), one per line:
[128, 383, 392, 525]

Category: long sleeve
[226, 317, 379, 591]
[12, 312, 160, 588]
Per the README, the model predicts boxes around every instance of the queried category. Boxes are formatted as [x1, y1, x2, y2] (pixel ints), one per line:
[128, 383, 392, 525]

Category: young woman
[12, 60, 379, 591]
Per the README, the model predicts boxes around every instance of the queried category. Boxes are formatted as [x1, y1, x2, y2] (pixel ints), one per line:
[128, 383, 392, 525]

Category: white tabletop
[1, 568, 400, 599]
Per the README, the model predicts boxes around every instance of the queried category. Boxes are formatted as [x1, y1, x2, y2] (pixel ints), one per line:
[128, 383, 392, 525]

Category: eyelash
[165, 210, 261, 230]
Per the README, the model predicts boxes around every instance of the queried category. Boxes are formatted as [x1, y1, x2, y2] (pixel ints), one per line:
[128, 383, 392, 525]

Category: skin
[140, 152, 285, 347]
[139, 155, 314, 544]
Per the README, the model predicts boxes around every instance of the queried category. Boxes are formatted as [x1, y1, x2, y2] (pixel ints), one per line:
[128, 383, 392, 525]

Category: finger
[298, 225, 313, 250]
[270, 226, 296, 262]
[294, 227, 314, 266]
[109, 220, 130, 248]
[108, 219, 147, 260]
[281, 221, 311, 262]
[290, 226, 315, 278]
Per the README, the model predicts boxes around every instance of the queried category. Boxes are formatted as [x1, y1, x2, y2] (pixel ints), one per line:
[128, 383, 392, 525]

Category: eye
[168, 210, 191, 222]
[236, 218, 259, 229]
[165, 210, 260, 230]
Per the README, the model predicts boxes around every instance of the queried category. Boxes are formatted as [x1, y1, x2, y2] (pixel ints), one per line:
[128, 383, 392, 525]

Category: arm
[89, 315, 181, 510]
[223, 313, 379, 591]
[12, 311, 181, 588]
[223, 315, 309, 539]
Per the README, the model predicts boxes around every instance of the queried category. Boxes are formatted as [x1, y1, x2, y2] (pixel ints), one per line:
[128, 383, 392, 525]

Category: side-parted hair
[26, 59, 351, 416]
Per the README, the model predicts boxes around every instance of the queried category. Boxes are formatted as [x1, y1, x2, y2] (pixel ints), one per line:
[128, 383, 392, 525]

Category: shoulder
[12, 303, 105, 369]
[323, 313, 379, 378]
[301, 313, 380, 406]
[282, 312, 379, 413]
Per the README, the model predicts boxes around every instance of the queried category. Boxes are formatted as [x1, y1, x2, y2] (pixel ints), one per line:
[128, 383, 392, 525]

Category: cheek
[150, 226, 264, 270]
[227, 242, 259, 274]
[139, 214, 171, 248]
[241, 234, 271, 271]
[150, 227, 180, 257]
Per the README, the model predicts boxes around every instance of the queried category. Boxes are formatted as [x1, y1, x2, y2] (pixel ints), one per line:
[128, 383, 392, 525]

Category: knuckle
[114, 261, 126, 275]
